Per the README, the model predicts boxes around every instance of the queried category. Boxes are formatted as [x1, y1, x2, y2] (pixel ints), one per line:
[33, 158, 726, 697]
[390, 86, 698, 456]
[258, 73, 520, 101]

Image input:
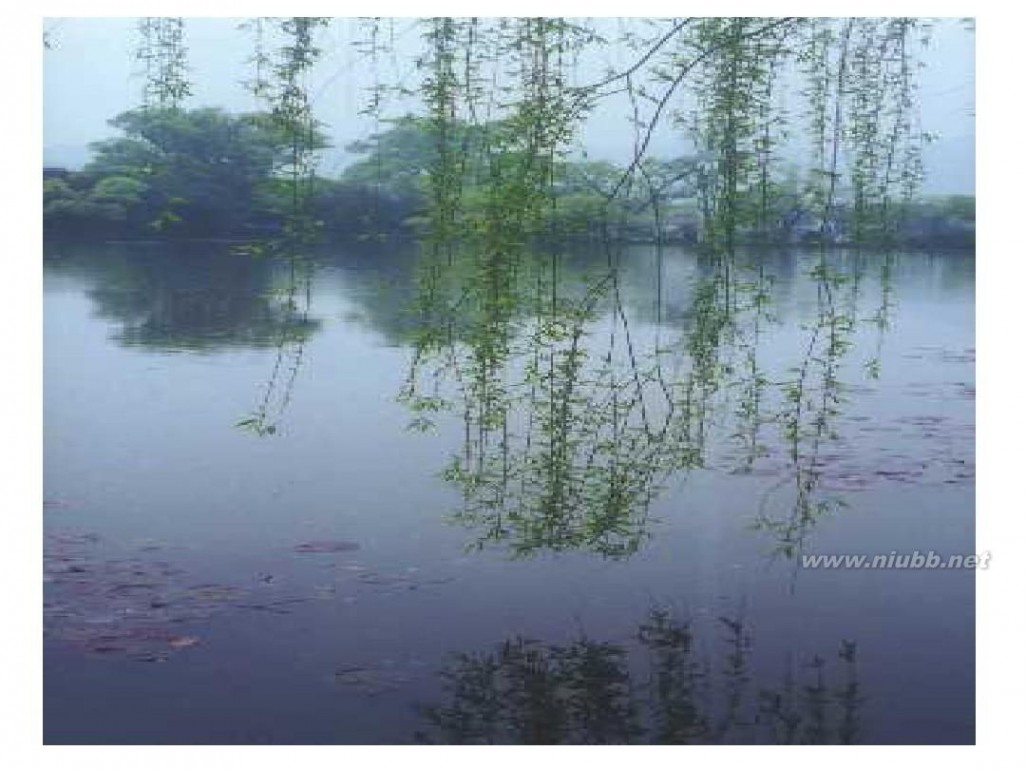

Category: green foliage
[341, 116, 448, 198]
[136, 17, 190, 109]
[80, 107, 325, 235]
[55, 17, 962, 247]
[90, 176, 148, 206]
[334, 117, 693, 241]
[912, 194, 975, 223]
[937, 194, 975, 222]
[44, 175, 137, 229]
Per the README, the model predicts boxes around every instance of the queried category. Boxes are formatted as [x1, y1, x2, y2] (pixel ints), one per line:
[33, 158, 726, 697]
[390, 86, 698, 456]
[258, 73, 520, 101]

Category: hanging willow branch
[136, 17, 190, 110]
[236, 17, 329, 438]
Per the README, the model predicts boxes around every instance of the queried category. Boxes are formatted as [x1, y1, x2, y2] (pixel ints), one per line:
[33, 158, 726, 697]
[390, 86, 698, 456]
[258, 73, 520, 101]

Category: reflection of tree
[234, 248, 313, 439]
[383, 15, 924, 560]
[52, 244, 322, 352]
[322, 243, 425, 346]
[401, 238, 890, 559]
[752, 251, 897, 563]
[401, 240, 704, 558]
[415, 608, 862, 745]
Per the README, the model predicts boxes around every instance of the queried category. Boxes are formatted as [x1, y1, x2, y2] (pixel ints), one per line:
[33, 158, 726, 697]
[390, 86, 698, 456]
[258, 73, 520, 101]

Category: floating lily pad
[332, 664, 413, 695]
[43, 530, 282, 663]
[293, 540, 361, 554]
[234, 597, 310, 614]
[186, 584, 244, 602]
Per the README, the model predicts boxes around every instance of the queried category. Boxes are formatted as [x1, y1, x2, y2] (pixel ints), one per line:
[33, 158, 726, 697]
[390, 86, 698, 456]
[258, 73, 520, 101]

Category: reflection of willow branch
[756, 642, 861, 746]
[638, 608, 709, 743]
[237, 245, 314, 437]
[864, 252, 895, 379]
[730, 258, 775, 471]
[712, 615, 753, 742]
[405, 234, 789, 558]
[237, 18, 325, 438]
[402, 239, 699, 558]
[754, 253, 859, 560]
[416, 607, 863, 745]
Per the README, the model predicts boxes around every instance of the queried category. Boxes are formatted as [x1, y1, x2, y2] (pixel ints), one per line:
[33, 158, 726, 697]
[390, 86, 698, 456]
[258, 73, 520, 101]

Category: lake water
[43, 239, 974, 744]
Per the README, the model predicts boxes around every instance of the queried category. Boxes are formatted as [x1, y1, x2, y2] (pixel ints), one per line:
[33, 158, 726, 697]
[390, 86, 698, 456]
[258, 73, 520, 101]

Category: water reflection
[233, 239, 317, 437]
[47, 238, 966, 564]
[415, 608, 862, 745]
[400, 242, 680, 557]
[43, 241, 974, 744]
[46, 242, 322, 352]
[400, 240, 899, 559]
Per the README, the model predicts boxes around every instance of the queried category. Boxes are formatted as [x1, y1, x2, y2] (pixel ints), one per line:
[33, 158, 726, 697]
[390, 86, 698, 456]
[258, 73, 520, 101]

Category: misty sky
[42, 17, 975, 193]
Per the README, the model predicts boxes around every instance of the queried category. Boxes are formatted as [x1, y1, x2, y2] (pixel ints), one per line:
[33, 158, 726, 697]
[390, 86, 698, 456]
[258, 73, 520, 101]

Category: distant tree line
[44, 107, 974, 248]
[45, 108, 318, 238]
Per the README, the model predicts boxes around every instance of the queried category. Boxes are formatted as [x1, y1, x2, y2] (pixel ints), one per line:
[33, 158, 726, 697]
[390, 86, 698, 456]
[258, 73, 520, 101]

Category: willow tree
[233, 17, 330, 436]
[378, 18, 927, 557]
[135, 17, 190, 110]
[128, 18, 933, 555]
[127, 17, 933, 250]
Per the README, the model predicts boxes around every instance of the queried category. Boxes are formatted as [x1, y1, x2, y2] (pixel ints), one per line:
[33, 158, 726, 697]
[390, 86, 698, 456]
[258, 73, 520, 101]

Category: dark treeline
[43, 107, 974, 248]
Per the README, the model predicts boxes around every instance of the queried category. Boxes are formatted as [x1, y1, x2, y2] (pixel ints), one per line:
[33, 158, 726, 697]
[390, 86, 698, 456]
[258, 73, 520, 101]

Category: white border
[11, 4, 1023, 769]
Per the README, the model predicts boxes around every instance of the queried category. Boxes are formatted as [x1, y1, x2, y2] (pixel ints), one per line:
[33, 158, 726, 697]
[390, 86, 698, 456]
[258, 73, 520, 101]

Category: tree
[44, 175, 135, 232]
[84, 107, 326, 235]
[340, 116, 442, 198]
[53, 17, 956, 247]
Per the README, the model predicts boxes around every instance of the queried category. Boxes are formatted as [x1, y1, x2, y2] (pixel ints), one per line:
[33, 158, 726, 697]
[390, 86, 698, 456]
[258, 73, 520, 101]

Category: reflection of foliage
[235, 245, 317, 437]
[385, 16, 923, 559]
[402, 241, 891, 560]
[69, 245, 322, 353]
[753, 254, 869, 560]
[416, 608, 862, 744]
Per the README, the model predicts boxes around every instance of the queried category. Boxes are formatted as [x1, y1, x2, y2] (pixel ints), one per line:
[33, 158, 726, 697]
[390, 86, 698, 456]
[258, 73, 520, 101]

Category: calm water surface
[43, 240, 974, 744]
